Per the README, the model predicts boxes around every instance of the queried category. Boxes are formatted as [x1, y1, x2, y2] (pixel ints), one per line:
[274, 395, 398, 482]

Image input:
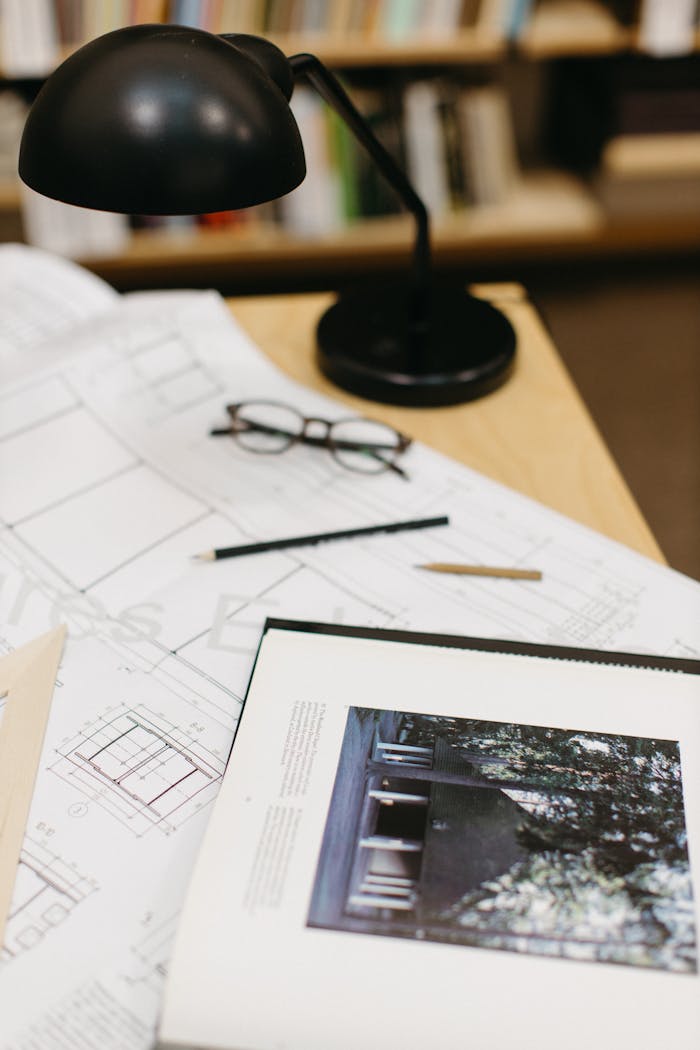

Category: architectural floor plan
[1, 247, 698, 1049]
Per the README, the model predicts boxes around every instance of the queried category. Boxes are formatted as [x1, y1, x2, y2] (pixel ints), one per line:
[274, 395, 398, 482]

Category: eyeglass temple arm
[209, 422, 410, 477]
[213, 419, 409, 449]
[288, 52, 430, 329]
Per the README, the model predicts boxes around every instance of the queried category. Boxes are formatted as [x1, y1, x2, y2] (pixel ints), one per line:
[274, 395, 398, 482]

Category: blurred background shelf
[18, 0, 699, 76]
[68, 169, 700, 291]
[1, 1, 699, 287]
[0, 179, 20, 209]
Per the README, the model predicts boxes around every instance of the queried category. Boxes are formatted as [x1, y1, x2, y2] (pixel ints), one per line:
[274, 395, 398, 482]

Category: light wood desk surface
[229, 284, 664, 565]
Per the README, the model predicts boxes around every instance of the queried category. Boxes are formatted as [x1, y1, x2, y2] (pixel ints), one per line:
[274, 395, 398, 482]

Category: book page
[161, 625, 700, 1050]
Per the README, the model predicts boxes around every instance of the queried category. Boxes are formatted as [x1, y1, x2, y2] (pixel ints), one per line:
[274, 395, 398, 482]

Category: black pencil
[193, 515, 449, 561]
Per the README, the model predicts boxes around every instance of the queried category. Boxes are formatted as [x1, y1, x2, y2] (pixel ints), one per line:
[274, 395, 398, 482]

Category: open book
[159, 619, 700, 1050]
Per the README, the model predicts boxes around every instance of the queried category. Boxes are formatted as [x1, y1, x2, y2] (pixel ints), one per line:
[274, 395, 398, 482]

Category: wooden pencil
[418, 563, 542, 580]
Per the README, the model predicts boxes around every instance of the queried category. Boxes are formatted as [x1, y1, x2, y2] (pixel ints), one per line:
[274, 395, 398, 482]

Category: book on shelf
[329, 103, 363, 222]
[0, 0, 532, 65]
[216, 0, 260, 34]
[638, 0, 698, 57]
[0, 90, 28, 182]
[601, 130, 700, 176]
[10, 66, 522, 259]
[158, 617, 700, 1050]
[422, 0, 472, 36]
[20, 185, 130, 259]
[54, 0, 84, 48]
[546, 53, 700, 171]
[131, 1, 171, 25]
[594, 130, 700, 217]
[402, 77, 521, 217]
[519, 1, 647, 52]
[476, 0, 515, 37]
[326, 0, 356, 35]
[500, 0, 535, 40]
[0, 0, 59, 77]
[169, 0, 207, 28]
[278, 85, 344, 236]
[295, 0, 328, 34]
[348, 83, 405, 217]
[403, 79, 453, 217]
[380, 0, 423, 41]
[457, 83, 520, 204]
[438, 81, 471, 209]
[265, 0, 296, 35]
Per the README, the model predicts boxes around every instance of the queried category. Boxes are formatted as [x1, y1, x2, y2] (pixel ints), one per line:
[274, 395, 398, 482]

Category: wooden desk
[229, 284, 664, 564]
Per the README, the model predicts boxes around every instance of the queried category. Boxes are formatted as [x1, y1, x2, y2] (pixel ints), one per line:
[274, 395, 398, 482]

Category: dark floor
[527, 259, 700, 581]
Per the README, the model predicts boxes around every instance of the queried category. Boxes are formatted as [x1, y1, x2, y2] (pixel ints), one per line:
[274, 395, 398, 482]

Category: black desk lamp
[19, 24, 516, 407]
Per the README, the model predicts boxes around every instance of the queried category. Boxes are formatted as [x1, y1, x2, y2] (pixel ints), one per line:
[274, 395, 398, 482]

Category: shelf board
[73, 169, 700, 288]
[53, 28, 507, 70]
[26, 11, 700, 77]
[518, 0, 633, 57]
[79, 171, 596, 272]
[264, 28, 506, 66]
[495, 0, 700, 59]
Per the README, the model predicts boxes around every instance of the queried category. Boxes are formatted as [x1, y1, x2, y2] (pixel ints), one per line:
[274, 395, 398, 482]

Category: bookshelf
[520, 0, 699, 57]
[79, 171, 700, 290]
[1, 0, 700, 289]
[0, 180, 20, 210]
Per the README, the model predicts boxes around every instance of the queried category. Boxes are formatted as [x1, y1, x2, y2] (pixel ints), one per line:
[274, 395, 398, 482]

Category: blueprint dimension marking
[51, 707, 225, 837]
[2, 838, 97, 961]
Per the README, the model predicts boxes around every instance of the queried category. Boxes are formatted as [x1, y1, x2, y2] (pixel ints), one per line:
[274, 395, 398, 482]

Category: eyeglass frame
[210, 400, 413, 478]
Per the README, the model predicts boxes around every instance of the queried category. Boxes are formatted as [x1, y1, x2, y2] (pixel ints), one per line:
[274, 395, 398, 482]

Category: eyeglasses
[210, 401, 413, 479]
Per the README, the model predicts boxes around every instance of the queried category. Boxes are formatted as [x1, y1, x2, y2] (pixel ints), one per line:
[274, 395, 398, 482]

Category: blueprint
[1, 248, 699, 1048]
[0, 244, 117, 383]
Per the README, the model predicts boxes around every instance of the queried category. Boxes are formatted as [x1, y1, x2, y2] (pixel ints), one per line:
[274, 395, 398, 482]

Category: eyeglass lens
[329, 418, 404, 474]
[231, 402, 303, 453]
[225, 401, 408, 475]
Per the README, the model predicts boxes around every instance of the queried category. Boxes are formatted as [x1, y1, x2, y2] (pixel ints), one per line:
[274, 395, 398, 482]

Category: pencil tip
[191, 551, 215, 562]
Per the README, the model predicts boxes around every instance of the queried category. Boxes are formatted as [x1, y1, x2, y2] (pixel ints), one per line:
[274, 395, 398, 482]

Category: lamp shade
[19, 24, 306, 215]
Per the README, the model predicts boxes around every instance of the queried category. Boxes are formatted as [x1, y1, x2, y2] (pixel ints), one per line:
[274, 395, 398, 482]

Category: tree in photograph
[401, 713, 695, 970]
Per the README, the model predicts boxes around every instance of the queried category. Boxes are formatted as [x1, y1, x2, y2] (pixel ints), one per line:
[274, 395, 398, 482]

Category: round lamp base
[316, 282, 516, 407]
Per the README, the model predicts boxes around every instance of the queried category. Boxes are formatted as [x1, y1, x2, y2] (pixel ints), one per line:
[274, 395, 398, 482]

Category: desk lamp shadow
[19, 24, 515, 407]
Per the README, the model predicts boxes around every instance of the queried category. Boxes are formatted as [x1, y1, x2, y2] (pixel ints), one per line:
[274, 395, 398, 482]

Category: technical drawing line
[54, 707, 226, 835]
[153, 385, 223, 418]
[12, 887, 47, 914]
[134, 361, 196, 386]
[147, 639, 243, 706]
[119, 329, 179, 359]
[0, 402, 79, 445]
[76, 715, 217, 777]
[83, 509, 211, 591]
[60, 375, 224, 511]
[84, 724, 139, 761]
[172, 563, 304, 653]
[111, 747, 171, 782]
[7, 460, 141, 528]
[149, 769, 199, 806]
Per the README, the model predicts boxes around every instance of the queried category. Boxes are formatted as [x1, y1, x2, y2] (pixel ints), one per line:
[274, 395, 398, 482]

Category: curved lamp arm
[288, 52, 431, 326]
[17, 22, 514, 406]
